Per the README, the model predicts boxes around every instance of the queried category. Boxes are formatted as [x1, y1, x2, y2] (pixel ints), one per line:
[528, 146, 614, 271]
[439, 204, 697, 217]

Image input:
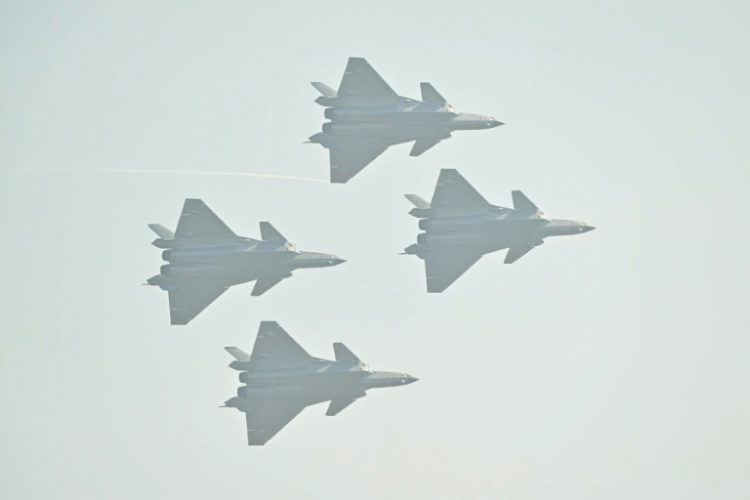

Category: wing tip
[259, 320, 281, 328]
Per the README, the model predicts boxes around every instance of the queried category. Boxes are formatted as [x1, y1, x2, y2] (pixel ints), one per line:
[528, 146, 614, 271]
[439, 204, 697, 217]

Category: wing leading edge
[424, 250, 483, 293]
[337, 57, 398, 104]
[328, 138, 395, 183]
[168, 280, 229, 325]
[174, 199, 238, 240]
[431, 169, 490, 208]
[250, 321, 313, 366]
[244, 401, 307, 446]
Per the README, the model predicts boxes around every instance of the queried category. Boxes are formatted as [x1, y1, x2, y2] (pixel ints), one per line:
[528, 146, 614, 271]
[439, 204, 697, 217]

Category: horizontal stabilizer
[420, 82, 447, 105]
[259, 222, 288, 243]
[333, 342, 361, 363]
[505, 246, 534, 264]
[402, 243, 420, 256]
[148, 224, 174, 239]
[225, 346, 251, 362]
[146, 274, 170, 288]
[512, 191, 539, 211]
[410, 138, 441, 157]
[326, 398, 357, 417]
[311, 82, 336, 97]
[251, 277, 284, 297]
[404, 194, 430, 209]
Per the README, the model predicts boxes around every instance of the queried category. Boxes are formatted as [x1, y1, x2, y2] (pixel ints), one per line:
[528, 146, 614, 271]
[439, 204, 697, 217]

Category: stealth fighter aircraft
[147, 199, 345, 325]
[308, 57, 503, 183]
[404, 169, 595, 292]
[223, 321, 418, 445]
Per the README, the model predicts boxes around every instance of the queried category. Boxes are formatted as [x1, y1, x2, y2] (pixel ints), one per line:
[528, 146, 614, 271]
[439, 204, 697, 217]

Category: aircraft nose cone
[332, 257, 346, 266]
[405, 376, 419, 384]
[491, 120, 504, 128]
[583, 225, 596, 232]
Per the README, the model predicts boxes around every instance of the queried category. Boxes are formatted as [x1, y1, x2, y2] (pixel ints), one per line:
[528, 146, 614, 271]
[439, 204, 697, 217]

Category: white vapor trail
[9, 167, 327, 184]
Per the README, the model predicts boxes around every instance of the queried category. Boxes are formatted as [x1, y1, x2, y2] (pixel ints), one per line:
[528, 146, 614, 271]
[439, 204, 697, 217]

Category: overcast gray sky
[1, 1, 749, 499]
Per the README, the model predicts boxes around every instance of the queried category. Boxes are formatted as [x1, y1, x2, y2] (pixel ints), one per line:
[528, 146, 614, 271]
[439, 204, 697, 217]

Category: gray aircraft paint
[405, 169, 595, 293]
[146, 199, 345, 325]
[223, 321, 418, 445]
[308, 57, 502, 183]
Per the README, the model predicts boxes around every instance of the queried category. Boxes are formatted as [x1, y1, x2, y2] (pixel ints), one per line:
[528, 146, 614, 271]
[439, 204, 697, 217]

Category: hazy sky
[1, 1, 749, 499]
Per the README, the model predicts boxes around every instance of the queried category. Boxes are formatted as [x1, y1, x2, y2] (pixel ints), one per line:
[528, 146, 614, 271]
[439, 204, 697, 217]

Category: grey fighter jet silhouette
[308, 57, 503, 183]
[223, 321, 418, 446]
[404, 169, 595, 293]
[146, 199, 345, 325]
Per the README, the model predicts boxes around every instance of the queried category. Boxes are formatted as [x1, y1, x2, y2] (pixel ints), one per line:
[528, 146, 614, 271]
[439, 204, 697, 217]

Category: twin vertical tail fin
[405, 194, 433, 218]
[148, 223, 175, 248]
[148, 224, 174, 240]
[311, 82, 337, 97]
[311, 82, 340, 107]
[404, 194, 430, 209]
[225, 346, 252, 362]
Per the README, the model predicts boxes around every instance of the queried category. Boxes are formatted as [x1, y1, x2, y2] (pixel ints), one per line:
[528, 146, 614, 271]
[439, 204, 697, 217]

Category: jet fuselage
[404, 169, 595, 291]
[309, 57, 502, 183]
[224, 321, 418, 444]
[314, 102, 500, 143]
[407, 206, 594, 256]
[149, 240, 343, 288]
[148, 200, 346, 324]
[227, 362, 416, 406]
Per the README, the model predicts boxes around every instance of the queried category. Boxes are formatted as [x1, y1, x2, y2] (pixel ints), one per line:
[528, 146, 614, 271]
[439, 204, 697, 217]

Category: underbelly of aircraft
[323, 122, 450, 140]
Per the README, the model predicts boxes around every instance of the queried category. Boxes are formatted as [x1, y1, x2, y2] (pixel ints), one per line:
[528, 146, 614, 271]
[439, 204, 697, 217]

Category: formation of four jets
[147, 57, 594, 445]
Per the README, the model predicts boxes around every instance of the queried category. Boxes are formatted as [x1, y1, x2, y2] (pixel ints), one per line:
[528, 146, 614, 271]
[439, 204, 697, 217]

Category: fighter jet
[404, 169, 595, 293]
[308, 57, 503, 183]
[146, 199, 345, 325]
[223, 321, 418, 446]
